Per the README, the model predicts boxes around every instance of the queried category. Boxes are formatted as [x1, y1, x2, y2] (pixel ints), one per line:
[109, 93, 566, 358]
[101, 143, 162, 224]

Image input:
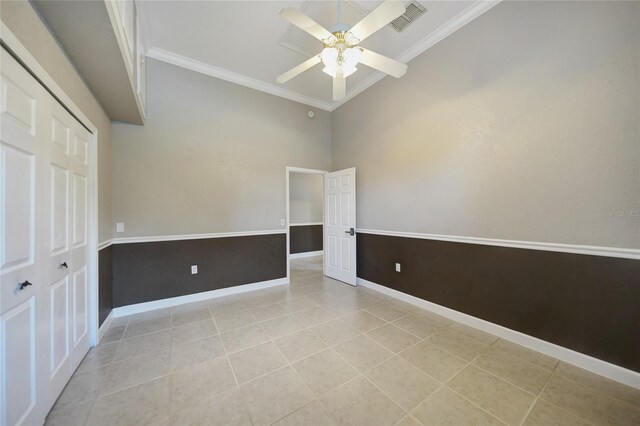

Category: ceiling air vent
[388, 2, 426, 33]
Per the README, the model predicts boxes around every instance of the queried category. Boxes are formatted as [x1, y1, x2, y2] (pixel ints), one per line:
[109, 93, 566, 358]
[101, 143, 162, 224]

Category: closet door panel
[0, 52, 39, 314]
[72, 267, 88, 347]
[0, 299, 37, 426]
[69, 123, 90, 368]
[49, 277, 69, 378]
[49, 165, 69, 254]
[0, 49, 43, 426]
[72, 174, 87, 251]
[45, 103, 75, 406]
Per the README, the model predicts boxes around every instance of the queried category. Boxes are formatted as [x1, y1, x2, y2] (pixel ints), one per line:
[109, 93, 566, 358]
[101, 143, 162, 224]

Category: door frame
[2, 23, 101, 348]
[285, 166, 328, 282]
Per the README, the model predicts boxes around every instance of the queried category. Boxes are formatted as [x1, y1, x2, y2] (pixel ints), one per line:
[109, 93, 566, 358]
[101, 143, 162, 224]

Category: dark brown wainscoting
[98, 245, 113, 326]
[112, 233, 286, 307]
[356, 232, 640, 372]
[290, 225, 323, 254]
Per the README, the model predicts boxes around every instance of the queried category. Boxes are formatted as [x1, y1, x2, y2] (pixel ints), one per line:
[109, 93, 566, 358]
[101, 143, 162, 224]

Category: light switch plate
[395, 263, 401, 272]
[116, 222, 125, 233]
[281, 219, 285, 226]
[191, 265, 198, 274]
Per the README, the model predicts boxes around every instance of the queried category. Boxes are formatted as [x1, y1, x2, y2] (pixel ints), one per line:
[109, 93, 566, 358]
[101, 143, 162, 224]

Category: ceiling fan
[276, 0, 409, 101]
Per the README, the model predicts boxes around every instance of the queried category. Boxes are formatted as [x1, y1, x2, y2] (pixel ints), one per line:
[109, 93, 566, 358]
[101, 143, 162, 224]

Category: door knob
[60, 262, 68, 269]
[344, 228, 355, 236]
[18, 280, 32, 291]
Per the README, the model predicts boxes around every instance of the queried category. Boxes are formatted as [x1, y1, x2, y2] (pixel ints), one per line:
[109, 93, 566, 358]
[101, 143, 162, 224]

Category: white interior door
[0, 48, 93, 425]
[45, 69, 92, 409]
[324, 168, 357, 285]
[68, 111, 91, 370]
[0, 48, 46, 426]
[46, 101, 75, 401]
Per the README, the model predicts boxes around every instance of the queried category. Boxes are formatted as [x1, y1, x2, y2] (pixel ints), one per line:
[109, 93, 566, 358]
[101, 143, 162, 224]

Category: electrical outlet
[116, 222, 125, 233]
[191, 265, 198, 274]
[395, 263, 401, 272]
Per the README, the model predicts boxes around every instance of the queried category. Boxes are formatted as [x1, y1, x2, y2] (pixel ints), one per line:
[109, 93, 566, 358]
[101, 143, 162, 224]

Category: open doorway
[286, 167, 327, 281]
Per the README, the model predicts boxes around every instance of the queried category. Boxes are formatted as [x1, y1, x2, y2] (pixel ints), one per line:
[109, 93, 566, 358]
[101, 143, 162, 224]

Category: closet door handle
[60, 262, 68, 269]
[18, 280, 32, 291]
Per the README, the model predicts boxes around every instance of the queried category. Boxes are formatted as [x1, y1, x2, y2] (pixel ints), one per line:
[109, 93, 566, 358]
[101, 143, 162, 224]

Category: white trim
[112, 277, 288, 318]
[141, 1, 499, 112]
[98, 239, 113, 250]
[103, 0, 145, 120]
[112, 229, 286, 245]
[146, 47, 334, 111]
[289, 250, 323, 259]
[286, 167, 328, 175]
[289, 222, 323, 227]
[357, 229, 640, 260]
[97, 310, 114, 344]
[357, 278, 640, 390]
[332, 0, 502, 110]
[285, 167, 329, 284]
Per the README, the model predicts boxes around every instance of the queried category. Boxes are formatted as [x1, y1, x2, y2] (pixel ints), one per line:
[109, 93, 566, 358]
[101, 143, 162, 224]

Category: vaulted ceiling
[139, 1, 499, 110]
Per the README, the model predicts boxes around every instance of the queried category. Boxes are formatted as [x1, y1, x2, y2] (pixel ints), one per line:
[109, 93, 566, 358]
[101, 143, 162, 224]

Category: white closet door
[0, 49, 47, 426]
[68, 117, 91, 369]
[45, 92, 92, 403]
[0, 48, 93, 425]
[46, 101, 74, 401]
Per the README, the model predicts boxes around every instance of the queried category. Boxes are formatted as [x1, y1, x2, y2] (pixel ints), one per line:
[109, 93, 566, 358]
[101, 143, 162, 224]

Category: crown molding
[146, 47, 334, 111]
[145, 0, 501, 112]
[331, 0, 502, 110]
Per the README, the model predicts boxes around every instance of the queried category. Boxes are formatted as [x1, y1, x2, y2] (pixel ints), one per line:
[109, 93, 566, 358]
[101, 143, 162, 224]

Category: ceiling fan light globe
[343, 48, 362, 66]
[321, 48, 339, 68]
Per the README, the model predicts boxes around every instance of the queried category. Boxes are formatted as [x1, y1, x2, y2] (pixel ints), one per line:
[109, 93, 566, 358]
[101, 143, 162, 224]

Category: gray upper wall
[1, 0, 113, 244]
[332, 1, 640, 249]
[112, 59, 332, 238]
[290, 173, 323, 224]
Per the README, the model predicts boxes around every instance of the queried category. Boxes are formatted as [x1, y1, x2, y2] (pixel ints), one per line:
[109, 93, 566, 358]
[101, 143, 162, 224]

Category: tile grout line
[517, 362, 560, 426]
[65, 265, 632, 426]
[220, 285, 414, 424]
[419, 352, 510, 426]
[548, 368, 640, 412]
[206, 304, 242, 388]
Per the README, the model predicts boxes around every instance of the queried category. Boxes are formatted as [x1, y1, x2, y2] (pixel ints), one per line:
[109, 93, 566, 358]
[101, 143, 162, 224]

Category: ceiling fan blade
[280, 8, 335, 42]
[277, 55, 322, 84]
[333, 74, 346, 100]
[348, 1, 405, 42]
[359, 48, 407, 78]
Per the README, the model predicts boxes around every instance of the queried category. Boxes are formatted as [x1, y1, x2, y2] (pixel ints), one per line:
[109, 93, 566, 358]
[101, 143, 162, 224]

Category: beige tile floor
[46, 256, 640, 426]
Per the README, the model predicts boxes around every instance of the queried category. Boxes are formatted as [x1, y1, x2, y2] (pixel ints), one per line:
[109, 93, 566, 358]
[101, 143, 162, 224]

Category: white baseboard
[111, 277, 289, 318]
[97, 310, 114, 344]
[357, 278, 640, 390]
[289, 250, 323, 259]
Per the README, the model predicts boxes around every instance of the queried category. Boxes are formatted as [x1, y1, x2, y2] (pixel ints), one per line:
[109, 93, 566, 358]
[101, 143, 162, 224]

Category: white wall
[112, 58, 332, 237]
[290, 173, 323, 224]
[332, 1, 640, 249]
